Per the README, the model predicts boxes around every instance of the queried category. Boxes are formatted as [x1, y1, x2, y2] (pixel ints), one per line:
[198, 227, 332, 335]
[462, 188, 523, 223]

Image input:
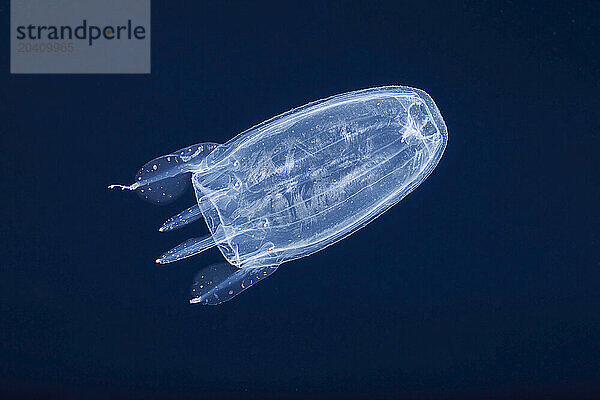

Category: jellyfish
[109, 86, 448, 304]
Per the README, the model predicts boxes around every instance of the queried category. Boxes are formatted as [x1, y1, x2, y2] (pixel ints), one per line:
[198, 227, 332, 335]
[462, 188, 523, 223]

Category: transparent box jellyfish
[110, 86, 448, 304]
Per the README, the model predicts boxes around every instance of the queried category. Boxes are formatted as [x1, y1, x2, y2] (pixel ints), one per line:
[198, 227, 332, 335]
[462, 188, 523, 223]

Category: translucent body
[110, 86, 448, 304]
[194, 86, 447, 267]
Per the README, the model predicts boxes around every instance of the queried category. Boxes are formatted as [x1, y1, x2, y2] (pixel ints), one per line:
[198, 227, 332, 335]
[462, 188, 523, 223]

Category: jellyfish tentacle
[159, 204, 204, 232]
[156, 235, 217, 264]
[189, 262, 279, 305]
[108, 142, 219, 205]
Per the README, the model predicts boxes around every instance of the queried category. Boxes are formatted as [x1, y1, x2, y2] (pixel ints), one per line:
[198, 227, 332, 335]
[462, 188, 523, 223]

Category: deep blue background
[2, 1, 599, 399]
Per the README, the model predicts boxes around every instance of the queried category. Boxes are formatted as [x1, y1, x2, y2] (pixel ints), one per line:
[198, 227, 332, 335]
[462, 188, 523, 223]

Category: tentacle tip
[158, 226, 166, 232]
[108, 183, 139, 191]
[156, 257, 174, 265]
[189, 297, 201, 304]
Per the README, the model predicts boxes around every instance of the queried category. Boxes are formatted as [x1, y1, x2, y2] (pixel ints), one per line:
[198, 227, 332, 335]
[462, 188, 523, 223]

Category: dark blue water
[2, 2, 599, 399]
